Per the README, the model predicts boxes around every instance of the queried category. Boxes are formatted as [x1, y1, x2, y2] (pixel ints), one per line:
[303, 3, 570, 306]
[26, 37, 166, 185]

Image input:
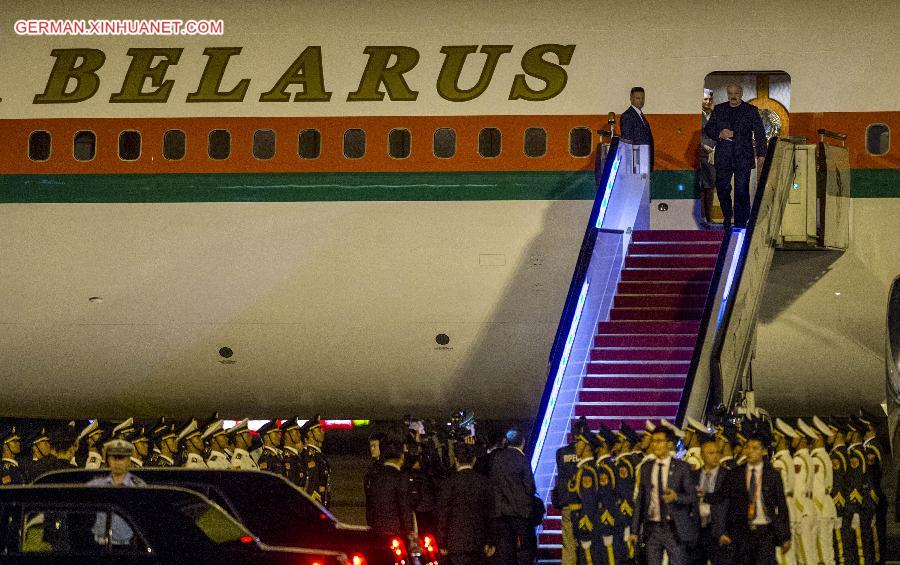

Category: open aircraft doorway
[699, 71, 792, 227]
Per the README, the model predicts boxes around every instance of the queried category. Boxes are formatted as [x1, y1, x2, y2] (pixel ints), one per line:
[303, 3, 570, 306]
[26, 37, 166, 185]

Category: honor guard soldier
[130, 425, 150, 467]
[111, 418, 135, 440]
[300, 416, 331, 506]
[202, 420, 231, 469]
[845, 419, 878, 565]
[716, 423, 738, 471]
[614, 424, 641, 560]
[594, 425, 627, 563]
[24, 425, 51, 481]
[0, 426, 25, 486]
[148, 420, 178, 467]
[858, 411, 886, 564]
[816, 416, 852, 565]
[799, 418, 837, 565]
[177, 419, 207, 468]
[76, 420, 105, 469]
[683, 417, 708, 471]
[280, 418, 304, 485]
[229, 419, 259, 470]
[553, 419, 582, 565]
[257, 420, 285, 476]
[569, 420, 603, 565]
[29, 424, 78, 480]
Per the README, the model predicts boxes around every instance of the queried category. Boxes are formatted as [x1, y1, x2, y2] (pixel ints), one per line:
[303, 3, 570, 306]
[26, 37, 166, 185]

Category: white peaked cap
[201, 420, 224, 440]
[797, 419, 820, 439]
[643, 420, 657, 433]
[812, 416, 835, 438]
[112, 417, 134, 436]
[686, 416, 709, 433]
[660, 419, 685, 438]
[176, 419, 199, 443]
[77, 420, 98, 443]
[775, 418, 798, 439]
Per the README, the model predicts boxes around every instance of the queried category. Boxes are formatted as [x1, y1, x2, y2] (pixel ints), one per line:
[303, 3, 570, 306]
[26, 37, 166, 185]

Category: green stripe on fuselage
[0, 171, 598, 203]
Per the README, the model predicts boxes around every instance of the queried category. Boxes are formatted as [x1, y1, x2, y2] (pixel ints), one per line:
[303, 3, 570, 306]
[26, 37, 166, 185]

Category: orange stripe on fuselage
[2, 111, 897, 175]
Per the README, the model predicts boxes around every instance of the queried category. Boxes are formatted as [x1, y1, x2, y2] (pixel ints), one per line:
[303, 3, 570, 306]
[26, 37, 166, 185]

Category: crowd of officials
[361, 411, 887, 565]
[0, 415, 332, 505]
[551, 414, 886, 565]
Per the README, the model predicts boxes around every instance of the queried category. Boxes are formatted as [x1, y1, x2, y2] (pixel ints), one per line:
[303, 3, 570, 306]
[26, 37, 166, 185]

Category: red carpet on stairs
[537, 229, 723, 561]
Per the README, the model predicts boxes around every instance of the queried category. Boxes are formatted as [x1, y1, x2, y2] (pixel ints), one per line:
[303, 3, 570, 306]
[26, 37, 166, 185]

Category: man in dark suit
[365, 432, 416, 546]
[620, 86, 655, 170]
[702, 83, 767, 230]
[630, 427, 699, 565]
[489, 428, 537, 565]
[717, 430, 791, 565]
[437, 442, 495, 565]
[692, 434, 729, 565]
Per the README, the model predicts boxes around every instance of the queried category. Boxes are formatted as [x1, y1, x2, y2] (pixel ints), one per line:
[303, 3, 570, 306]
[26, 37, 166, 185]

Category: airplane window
[208, 129, 231, 160]
[866, 124, 890, 156]
[253, 129, 276, 160]
[29, 131, 51, 161]
[163, 130, 186, 161]
[569, 127, 592, 157]
[524, 127, 547, 158]
[479, 128, 501, 158]
[73, 131, 96, 162]
[389, 129, 411, 159]
[343, 129, 366, 159]
[118, 131, 141, 161]
[298, 129, 321, 159]
[433, 128, 456, 159]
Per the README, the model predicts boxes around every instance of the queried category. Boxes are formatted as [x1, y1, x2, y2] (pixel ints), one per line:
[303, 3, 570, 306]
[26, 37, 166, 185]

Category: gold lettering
[34, 49, 106, 104]
[509, 44, 575, 102]
[347, 46, 419, 102]
[109, 48, 182, 103]
[437, 45, 513, 102]
[186, 47, 250, 102]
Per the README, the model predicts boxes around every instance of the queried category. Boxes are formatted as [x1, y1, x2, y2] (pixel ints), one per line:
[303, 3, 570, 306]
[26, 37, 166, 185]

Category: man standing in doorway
[620, 86, 655, 170]
[699, 89, 717, 226]
[703, 83, 767, 230]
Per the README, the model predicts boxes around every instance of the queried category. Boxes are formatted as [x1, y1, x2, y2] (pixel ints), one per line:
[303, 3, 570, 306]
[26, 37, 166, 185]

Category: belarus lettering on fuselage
[33, 44, 576, 104]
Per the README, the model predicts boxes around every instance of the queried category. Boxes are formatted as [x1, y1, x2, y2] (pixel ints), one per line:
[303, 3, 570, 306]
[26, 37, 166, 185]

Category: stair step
[579, 389, 683, 403]
[624, 255, 718, 269]
[613, 294, 708, 308]
[586, 361, 688, 375]
[597, 320, 700, 334]
[575, 403, 679, 417]
[590, 348, 692, 361]
[621, 268, 714, 282]
[617, 281, 712, 295]
[572, 416, 665, 429]
[609, 307, 705, 321]
[594, 334, 697, 348]
[628, 242, 722, 255]
[582, 376, 686, 389]
[632, 230, 724, 242]
[540, 532, 563, 545]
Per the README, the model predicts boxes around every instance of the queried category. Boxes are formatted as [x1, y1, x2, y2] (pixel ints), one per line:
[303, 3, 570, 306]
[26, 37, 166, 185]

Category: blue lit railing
[527, 138, 623, 471]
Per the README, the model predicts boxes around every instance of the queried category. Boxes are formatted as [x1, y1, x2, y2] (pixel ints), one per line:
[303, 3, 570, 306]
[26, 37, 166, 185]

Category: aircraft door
[777, 144, 817, 245]
[817, 130, 851, 250]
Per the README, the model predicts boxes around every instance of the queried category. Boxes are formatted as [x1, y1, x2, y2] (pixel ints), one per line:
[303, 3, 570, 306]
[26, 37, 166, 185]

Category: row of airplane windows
[25, 127, 598, 163]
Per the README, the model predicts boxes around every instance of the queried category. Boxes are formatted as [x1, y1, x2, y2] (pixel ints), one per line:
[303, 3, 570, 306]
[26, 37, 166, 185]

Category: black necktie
[657, 462, 665, 519]
[748, 468, 758, 521]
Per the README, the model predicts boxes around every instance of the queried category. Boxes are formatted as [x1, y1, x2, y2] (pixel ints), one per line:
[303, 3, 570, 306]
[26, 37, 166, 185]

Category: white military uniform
[684, 446, 702, 470]
[84, 450, 103, 469]
[206, 450, 230, 469]
[230, 448, 258, 470]
[772, 447, 798, 565]
[130, 456, 143, 468]
[811, 446, 837, 565]
[184, 453, 207, 469]
[791, 448, 818, 565]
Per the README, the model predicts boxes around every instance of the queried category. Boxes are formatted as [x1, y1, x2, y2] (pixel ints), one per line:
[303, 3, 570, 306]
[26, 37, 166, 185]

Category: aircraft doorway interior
[700, 71, 792, 226]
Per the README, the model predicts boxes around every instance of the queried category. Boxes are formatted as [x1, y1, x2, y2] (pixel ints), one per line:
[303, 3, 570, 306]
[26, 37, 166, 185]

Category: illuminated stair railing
[528, 138, 650, 500]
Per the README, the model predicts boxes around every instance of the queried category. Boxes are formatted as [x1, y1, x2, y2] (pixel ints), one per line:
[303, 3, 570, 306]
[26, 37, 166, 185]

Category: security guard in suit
[553, 419, 583, 565]
[0, 426, 25, 486]
[299, 416, 331, 506]
[257, 420, 285, 476]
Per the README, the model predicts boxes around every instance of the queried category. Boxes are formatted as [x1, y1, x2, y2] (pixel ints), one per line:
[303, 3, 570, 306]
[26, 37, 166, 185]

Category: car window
[20, 507, 146, 554]
[173, 500, 248, 544]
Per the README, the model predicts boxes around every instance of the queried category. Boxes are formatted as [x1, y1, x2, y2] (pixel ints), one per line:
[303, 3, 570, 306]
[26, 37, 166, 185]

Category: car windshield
[173, 499, 250, 544]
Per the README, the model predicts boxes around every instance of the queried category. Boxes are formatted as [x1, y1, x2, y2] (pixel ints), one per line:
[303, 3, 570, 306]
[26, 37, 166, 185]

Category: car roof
[0, 483, 212, 503]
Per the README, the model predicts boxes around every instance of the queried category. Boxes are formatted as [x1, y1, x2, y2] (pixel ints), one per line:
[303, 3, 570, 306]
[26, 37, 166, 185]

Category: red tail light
[240, 535, 253, 544]
[389, 537, 408, 563]
[421, 534, 438, 554]
[351, 554, 366, 565]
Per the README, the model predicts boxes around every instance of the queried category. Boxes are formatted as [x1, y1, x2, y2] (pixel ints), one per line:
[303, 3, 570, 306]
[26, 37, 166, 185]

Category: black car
[0, 485, 346, 564]
[35, 469, 439, 565]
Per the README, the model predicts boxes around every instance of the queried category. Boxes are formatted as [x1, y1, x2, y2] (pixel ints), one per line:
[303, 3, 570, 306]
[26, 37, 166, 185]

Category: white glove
[603, 535, 614, 547]
[580, 540, 592, 550]
[851, 514, 860, 529]
[624, 526, 631, 540]
[834, 518, 842, 529]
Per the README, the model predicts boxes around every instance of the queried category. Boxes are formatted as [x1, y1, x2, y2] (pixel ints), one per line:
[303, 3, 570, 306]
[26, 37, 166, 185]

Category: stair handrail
[709, 137, 798, 413]
[526, 137, 622, 463]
